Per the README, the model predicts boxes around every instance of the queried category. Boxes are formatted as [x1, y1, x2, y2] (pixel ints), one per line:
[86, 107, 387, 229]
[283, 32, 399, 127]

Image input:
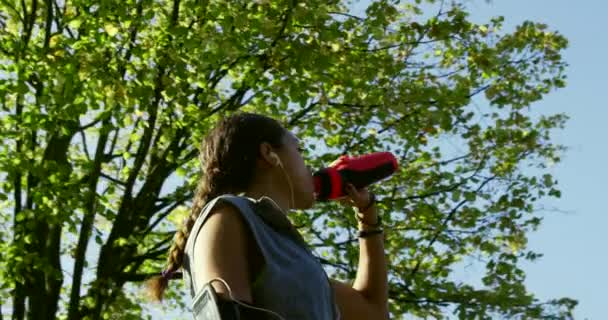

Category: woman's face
[276, 131, 316, 209]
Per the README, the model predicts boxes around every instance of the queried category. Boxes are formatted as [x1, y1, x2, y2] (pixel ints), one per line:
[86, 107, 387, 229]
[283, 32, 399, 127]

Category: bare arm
[192, 203, 254, 303]
[352, 207, 389, 316]
[331, 205, 389, 320]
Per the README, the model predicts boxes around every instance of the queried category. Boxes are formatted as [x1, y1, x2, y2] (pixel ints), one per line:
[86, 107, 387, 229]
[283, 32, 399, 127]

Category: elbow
[371, 301, 389, 320]
[377, 309, 389, 320]
[359, 290, 389, 319]
[380, 308, 390, 320]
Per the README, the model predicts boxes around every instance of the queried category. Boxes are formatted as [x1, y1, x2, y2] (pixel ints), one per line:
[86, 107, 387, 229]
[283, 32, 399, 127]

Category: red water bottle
[313, 152, 399, 201]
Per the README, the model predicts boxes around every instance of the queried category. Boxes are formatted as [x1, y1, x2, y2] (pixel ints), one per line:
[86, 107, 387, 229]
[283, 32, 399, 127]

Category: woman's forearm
[352, 207, 389, 318]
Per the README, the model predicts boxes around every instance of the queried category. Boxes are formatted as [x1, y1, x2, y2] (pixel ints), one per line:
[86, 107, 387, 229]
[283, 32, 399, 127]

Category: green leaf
[0, 1, 573, 318]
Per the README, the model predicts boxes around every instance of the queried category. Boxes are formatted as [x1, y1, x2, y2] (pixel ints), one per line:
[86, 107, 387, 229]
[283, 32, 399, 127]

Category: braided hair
[146, 112, 287, 301]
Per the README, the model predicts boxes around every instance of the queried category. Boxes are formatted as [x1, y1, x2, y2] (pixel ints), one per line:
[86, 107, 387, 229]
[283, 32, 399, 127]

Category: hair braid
[146, 112, 286, 302]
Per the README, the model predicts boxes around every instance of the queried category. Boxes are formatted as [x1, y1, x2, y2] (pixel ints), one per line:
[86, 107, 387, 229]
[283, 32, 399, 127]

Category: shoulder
[191, 198, 256, 303]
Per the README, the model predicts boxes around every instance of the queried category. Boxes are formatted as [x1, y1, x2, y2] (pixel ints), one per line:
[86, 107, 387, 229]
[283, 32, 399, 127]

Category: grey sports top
[183, 194, 341, 319]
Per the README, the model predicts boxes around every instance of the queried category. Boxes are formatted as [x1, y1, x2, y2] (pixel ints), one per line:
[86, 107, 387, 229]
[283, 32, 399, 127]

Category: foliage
[0, 0, 574, 319]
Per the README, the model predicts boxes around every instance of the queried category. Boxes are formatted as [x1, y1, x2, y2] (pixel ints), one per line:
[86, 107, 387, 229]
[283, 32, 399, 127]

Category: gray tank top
[183, 194, 341, 320]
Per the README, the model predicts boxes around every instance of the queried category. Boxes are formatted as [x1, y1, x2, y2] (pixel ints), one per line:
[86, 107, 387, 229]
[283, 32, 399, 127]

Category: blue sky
[2, 1, 602, 319]
[466, 1, 607, 319]
[151, 1, 605, 318]
[347, 0, 605, 319]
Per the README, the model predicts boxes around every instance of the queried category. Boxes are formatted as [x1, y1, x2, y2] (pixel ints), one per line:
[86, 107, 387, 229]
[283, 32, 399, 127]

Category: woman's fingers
[345, 184, 371, 208]
[339, 197, 355, 207]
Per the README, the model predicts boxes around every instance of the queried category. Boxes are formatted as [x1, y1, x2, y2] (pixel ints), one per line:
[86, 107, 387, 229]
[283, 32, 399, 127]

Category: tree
[0, 0, 575, 319]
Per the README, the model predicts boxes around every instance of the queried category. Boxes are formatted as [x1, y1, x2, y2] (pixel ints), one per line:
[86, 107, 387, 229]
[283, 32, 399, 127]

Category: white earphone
[269, 152, 294, 211]
[270, 152, 282, 167]
[208, 278, 286, 319]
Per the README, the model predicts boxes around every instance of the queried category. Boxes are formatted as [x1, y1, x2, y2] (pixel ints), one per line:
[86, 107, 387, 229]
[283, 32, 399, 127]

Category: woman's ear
[258, 142, 278, 168]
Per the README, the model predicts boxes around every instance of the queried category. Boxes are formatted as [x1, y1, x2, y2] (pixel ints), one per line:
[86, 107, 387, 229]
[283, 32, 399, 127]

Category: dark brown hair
[146, 112, 287, 301]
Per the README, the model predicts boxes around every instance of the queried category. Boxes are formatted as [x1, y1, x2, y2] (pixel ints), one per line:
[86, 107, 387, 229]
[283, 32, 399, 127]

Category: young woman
[147, 112, 388, 319]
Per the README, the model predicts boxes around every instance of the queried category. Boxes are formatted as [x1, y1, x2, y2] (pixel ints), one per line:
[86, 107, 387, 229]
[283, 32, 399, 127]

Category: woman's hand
[339, 183, 378, 226]
[338, 183, 370, 209]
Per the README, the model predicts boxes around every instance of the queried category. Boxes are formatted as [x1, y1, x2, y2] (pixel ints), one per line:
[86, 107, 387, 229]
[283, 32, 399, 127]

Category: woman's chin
[308, 197, 316, 209]
[302, 192, 316, 209]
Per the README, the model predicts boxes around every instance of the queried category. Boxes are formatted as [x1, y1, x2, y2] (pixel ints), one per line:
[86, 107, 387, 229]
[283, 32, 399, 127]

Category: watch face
[192, 286, 221, 319]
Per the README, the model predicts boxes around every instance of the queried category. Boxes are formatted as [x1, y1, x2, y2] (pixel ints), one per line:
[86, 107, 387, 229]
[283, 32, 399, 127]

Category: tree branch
[99, 172, 126, 186]
[317, 257, 352, 274]
[287, 101, 320, 127]
[409, 172, 495, 279]
[141, 198, 186, 239]
[327, 11, 365, 21]
[117, 272, 183, 282]
[67, 118, 110, 320]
